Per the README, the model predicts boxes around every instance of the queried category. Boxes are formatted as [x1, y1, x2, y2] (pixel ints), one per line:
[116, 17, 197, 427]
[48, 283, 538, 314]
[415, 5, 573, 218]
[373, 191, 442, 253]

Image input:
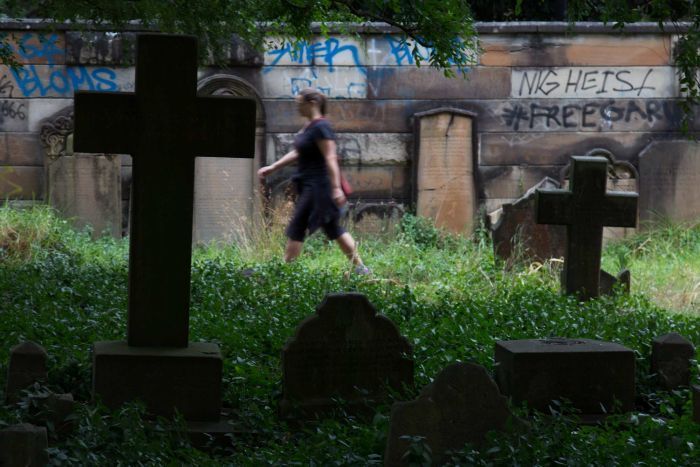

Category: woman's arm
[318, 139, 346, 206]
[257, 149, 298, 180]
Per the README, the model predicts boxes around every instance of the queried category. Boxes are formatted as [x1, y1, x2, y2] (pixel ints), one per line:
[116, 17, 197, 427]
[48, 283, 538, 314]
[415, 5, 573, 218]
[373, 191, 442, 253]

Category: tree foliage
[0, 0, 699, 123]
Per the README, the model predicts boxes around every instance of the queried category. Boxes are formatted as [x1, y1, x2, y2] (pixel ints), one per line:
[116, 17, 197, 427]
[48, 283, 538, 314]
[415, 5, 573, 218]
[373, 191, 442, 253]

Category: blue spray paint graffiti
[264, 38, 366, 74]
[10, 65, 118, 97]
[11, 33, 64, 64]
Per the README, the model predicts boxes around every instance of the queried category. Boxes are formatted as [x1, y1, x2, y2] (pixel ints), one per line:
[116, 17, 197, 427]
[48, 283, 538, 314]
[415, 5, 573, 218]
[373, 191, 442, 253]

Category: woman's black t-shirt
[293, 118, 336, 182]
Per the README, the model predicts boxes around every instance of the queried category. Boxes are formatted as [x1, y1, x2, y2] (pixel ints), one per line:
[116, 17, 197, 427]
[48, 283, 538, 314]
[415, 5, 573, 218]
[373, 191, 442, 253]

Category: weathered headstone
[73, 34, 256, 421]
[599, 269, 631, 295]
[0, 423, 48, 467]
[491, 177, 566, 264]
[414, 109, 477, 233]
[639, 140, 700, 224]
[495, 338, 636, 415]
[536, 156, 638, 300]
[280, 293, 413, 418]
[384, 362, 513, 466]
[40, 107, 122, 238]
[5, 341, 47, 403]
[651, 333, 695, 390]
[693, 385, 700, 424]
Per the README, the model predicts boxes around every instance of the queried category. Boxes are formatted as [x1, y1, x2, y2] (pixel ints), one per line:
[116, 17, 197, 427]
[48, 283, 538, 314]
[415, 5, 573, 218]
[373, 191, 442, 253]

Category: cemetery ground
[0, 204, 699, 465]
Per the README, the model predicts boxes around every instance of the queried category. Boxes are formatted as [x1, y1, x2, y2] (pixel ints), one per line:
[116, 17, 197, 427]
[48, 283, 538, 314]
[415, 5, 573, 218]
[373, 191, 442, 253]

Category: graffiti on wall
[512, 67, 678, 98]
[500, 99, 681, 131]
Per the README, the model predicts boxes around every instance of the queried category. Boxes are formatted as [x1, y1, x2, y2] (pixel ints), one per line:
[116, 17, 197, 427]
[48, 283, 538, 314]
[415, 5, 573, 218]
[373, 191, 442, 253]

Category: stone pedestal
[495, 338, 635, 414]
[0, 423, 48, 467]
[92, 341, 223, 421]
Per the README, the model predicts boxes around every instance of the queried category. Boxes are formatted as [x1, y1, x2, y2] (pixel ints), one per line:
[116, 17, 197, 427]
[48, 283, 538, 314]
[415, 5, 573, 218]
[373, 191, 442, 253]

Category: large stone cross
[536, 156, 637, 300]
[74, 34, 256, 347]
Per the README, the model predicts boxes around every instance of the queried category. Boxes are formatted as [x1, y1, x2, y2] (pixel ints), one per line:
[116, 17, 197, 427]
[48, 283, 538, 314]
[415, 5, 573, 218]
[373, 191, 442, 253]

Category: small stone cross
[73, 34, 256, 347]
[536, 156, 637, 300]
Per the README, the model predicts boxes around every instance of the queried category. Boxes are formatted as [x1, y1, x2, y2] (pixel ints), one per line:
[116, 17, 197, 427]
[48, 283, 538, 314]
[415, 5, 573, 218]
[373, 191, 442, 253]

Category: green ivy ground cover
[0, 206, 699, 465]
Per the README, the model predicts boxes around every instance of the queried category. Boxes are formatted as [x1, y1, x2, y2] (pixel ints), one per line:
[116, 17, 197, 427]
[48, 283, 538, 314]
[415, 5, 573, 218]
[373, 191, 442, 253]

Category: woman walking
[257, 88, 369, 274]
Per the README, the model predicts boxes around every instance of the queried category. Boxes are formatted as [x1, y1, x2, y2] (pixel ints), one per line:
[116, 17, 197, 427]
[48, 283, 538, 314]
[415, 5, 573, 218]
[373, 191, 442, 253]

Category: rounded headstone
[384, 362, 513, 466]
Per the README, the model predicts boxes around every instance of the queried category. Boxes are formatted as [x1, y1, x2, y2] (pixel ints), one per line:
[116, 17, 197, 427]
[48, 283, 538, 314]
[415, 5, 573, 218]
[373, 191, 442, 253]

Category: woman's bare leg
[284, 239, 304, 262]
[335, 232, 362, 266]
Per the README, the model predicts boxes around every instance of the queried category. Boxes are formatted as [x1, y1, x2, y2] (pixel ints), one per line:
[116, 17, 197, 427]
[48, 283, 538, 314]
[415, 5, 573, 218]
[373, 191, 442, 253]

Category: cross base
[92, 341, 222, 422]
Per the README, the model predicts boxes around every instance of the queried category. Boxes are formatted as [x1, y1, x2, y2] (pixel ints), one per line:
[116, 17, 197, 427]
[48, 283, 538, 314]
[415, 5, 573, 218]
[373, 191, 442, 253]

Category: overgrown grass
[0, 205, 699, 465]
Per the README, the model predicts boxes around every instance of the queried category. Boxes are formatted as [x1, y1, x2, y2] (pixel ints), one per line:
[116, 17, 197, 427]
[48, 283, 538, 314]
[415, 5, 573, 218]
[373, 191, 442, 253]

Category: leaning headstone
[651, 333, 695, 390]
[40, 108, 122, 238]
[536, 156, 638, 300]
[384, 362, 513, 466]
[73, 34, 256, 421]
[639, 140, 700, 224]
[5, 341, 48, 403]
[280, 293, 413, 418]
[495, 338, 635, 416]
[414, 109, 477, 233]
[0, 423, 48, 467]
[491, 177, 566, 265]
[597, 269, 630, 296]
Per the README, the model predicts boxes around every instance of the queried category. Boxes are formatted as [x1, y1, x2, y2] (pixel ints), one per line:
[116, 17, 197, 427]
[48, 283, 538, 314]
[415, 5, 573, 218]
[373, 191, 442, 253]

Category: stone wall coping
[0, 19, 690, 34]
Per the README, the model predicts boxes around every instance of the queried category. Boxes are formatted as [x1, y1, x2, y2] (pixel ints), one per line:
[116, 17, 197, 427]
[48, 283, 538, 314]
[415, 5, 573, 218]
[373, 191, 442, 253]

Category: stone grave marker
[491, 177, 566, 265]
[41, 109, 122, 238]
[639, 140, 700, 224]
[384, 362, 513, 466]
[536, 156, 638, 300]
[73, 34, 256, 421]
[0, 423, 48, 467]
[495, 338, 635, 416]
[560, 149, 638, 244]
[651, 333, 695, 390]
[280, 293, 413, 418]
[599, 269, 631, 295]
[414, 108, 477, 233]
[693, 385, 700, 424]
[5, 341, 47, 403]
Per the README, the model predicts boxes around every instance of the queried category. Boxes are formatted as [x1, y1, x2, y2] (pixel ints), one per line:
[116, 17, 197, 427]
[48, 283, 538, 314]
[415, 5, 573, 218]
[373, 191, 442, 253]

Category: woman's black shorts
[285, 187, 345, 242]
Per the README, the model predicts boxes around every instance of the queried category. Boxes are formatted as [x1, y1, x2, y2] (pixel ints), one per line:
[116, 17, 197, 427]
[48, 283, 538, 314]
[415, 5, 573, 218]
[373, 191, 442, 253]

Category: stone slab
[280, 293, 413, 418]
[0, 133, 42, 166]
[193, 157, 254, 244]
[262, 66, 366, 98]
[263, 99, 689, 134]
[367, 66, 510, 99]
[5, 341, 48, 404]
[66, 31, 137, 65]
[92, 340, 223, 422]
[46, 153, 122, 237]
[639, 140, 700, 224]
[481, 35, 672, 67]
[0, 166, 43, 199]
[415, 110, 476, 233]
[651, 332, 695, 390]
[491, 177, 567, 264]
[385, 362, 513, 466]
[266, 132, 411, 166]
[693, 385, 700, 424]
[495, 338, 635, 414]
[0, 423, 48, 467]
[511, 67, 678, 99]
[479, 132, 653, 166]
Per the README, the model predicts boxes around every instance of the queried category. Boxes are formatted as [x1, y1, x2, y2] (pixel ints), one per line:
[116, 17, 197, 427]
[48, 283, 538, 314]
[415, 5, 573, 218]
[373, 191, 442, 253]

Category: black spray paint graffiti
[501, 100, 682, 130]
[0, 101, 27, 120]
[517, 69, 657, 97]
[0, 75, 15, 97]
